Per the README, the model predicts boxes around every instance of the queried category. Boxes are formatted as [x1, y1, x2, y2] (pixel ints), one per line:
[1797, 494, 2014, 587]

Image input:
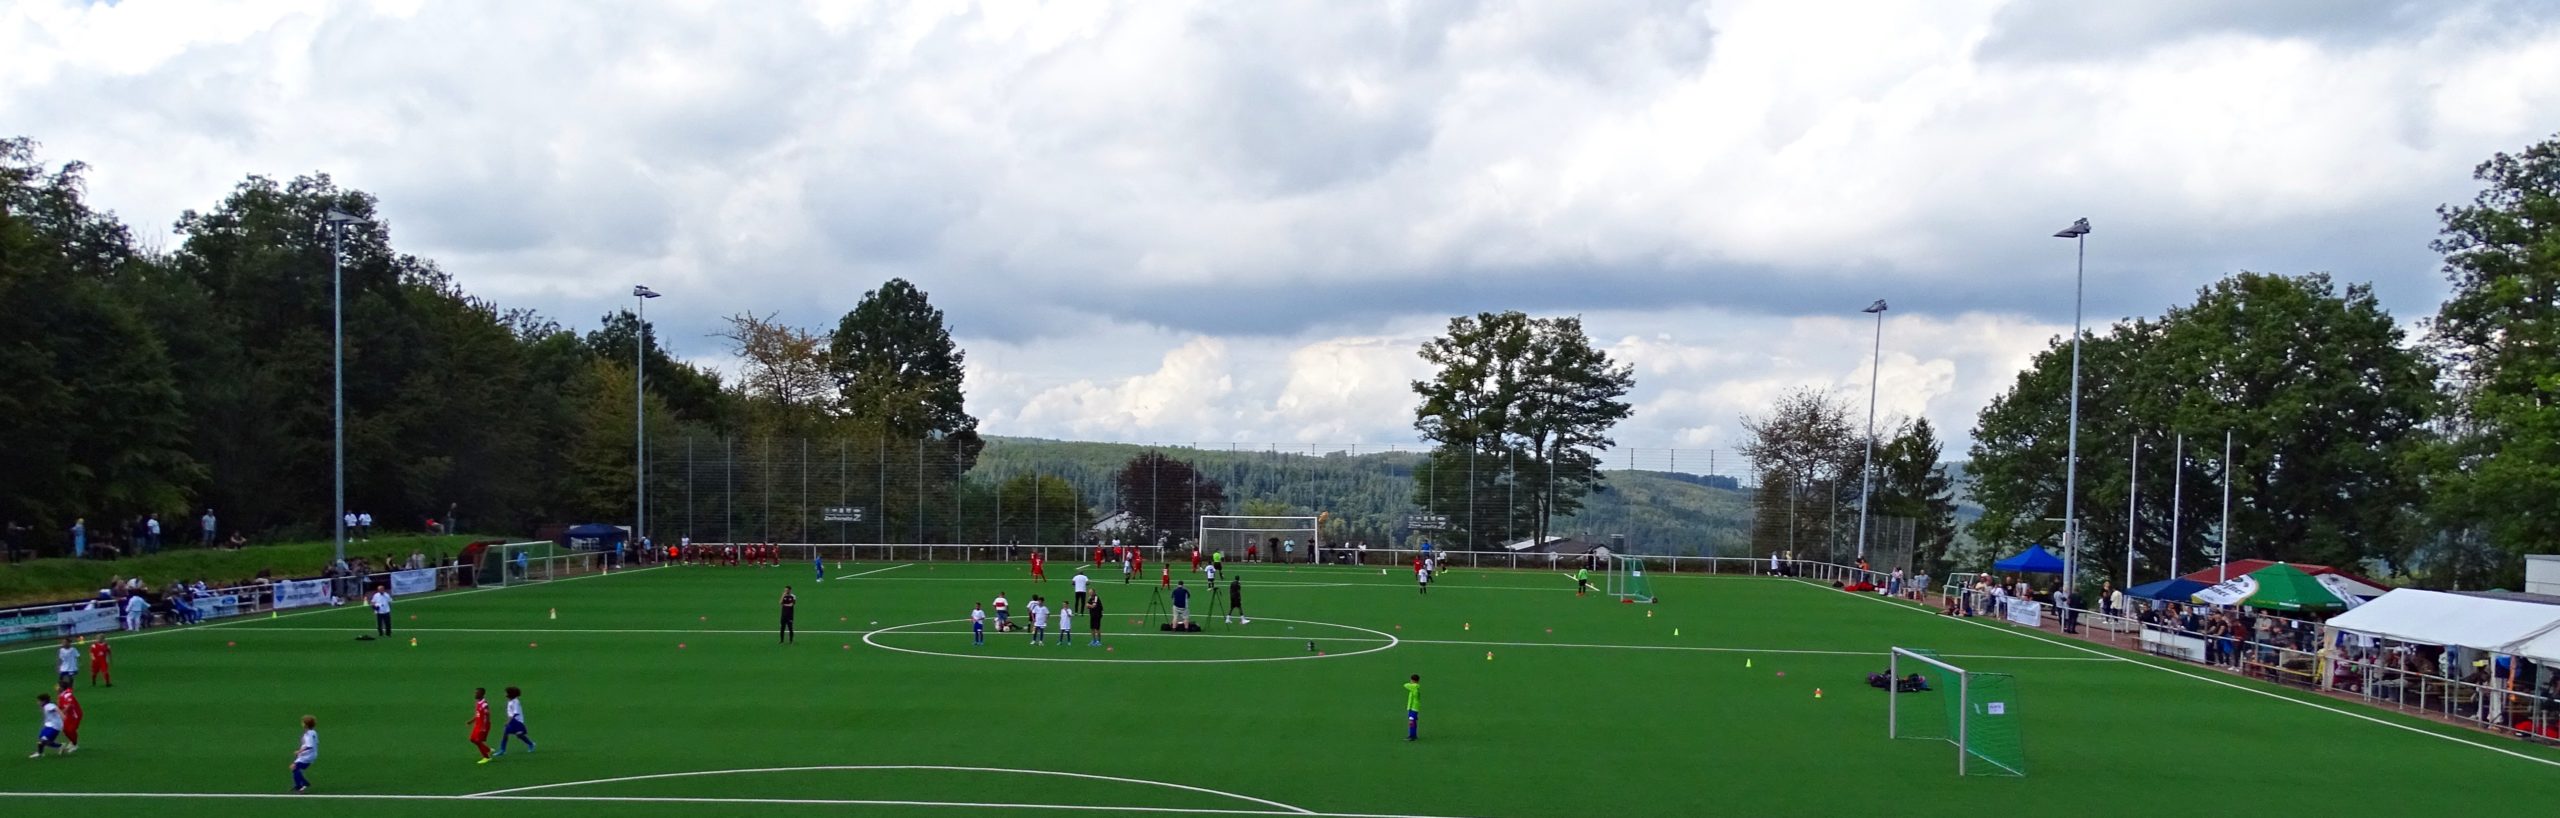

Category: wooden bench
[2246, 659, 2317, 688]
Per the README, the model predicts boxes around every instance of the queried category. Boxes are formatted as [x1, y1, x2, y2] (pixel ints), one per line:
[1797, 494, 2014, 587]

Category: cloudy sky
[7, 0, 2557, 470]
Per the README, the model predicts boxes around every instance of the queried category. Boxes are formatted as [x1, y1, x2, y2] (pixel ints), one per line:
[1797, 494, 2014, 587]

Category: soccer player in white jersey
[495, 686, 536, 756]
[290, 715, 318, 791]
[1028, 597, 1049, 645]
[32, 694, 64, 758]
[1070, 568, 1091, 620]
[56, 638, 77, 687]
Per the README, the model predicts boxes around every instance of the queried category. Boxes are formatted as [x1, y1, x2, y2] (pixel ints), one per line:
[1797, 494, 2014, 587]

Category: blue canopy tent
[1992, 545, 2066, 574]
[559, 523, 628, 554]
[2126, 577, 2209, 602]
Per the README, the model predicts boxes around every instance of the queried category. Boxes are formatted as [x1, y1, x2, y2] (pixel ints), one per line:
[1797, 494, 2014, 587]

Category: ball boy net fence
[1889, 647, 2025, 777]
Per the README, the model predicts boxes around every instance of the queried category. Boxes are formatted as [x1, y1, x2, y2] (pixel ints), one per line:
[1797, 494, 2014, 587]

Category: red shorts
[89, 661, 107, 672]
[470, 728, 489, 742]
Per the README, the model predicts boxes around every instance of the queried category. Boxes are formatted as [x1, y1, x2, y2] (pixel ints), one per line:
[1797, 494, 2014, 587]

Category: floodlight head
[322, 209, 364, 228]
[633, 285, 661, 299]
[2053, 218, 2091, 238]
[1863, 299, 1889, 314]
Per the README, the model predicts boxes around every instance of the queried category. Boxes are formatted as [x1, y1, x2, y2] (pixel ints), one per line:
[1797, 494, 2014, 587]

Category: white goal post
[1889, 647, 2025, 777]
[478, 541, 604, 587]
[1197, 515, 1322, 563]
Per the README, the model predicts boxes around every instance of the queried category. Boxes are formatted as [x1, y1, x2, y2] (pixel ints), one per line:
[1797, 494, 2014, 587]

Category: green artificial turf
[6, 561, 2557, 817]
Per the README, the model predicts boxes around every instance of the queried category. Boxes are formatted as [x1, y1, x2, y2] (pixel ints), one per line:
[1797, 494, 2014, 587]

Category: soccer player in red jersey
[88, 636, 112, 687]
[1190, 547, 1202, 574]
[55, 680, 81, 753]
[1132, 552, 1144, 584]
[1030, 551, 1045, 582]
[468, 688, 493, 763]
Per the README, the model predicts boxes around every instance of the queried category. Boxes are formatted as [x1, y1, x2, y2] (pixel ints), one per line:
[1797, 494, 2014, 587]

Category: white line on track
[1805, 578, 2560, 769]
[467, 764, 1313, 813]
[0, 566, 667, 658]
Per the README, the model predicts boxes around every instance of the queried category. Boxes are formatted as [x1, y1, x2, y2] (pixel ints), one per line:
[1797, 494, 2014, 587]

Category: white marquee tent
[2322, 589, 2560, 659]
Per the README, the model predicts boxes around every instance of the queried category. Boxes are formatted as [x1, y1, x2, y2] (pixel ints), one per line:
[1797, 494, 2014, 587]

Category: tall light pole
[2053, 217, 2091, 591]
[1854, 299, 1888, 563]
[633, 285, 661, 548]
[323, 209, 365, 563]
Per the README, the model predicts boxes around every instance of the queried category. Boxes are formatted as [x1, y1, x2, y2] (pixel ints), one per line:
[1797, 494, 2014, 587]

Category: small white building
[2528, 554, 2560, 597]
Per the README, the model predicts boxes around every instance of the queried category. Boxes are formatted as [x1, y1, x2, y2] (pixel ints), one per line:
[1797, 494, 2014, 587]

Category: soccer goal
[1197, 515, 1320, 563]
[1607, 553, 1655, 603]
[1889, 647, 2025, 777]
[477, 542, 604, 588]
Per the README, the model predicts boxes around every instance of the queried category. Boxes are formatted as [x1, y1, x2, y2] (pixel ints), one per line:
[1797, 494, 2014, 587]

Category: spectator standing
[342, 511, 357, 540]
[71, 518, 85, 559]
[357, 511, 373, 541]
[200, 509, 217, 547]
[146, 514, 162, 552]
[121, 590, 148, 631]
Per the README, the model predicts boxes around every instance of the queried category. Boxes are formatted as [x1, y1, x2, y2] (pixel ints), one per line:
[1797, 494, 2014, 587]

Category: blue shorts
[1406, 710, 1418, 721]
[39, 727, 59, 741]
[505, 719, 528, 734]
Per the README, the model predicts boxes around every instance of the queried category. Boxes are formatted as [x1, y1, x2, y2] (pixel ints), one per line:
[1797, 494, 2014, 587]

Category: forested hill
[973, 437, 1758, 556]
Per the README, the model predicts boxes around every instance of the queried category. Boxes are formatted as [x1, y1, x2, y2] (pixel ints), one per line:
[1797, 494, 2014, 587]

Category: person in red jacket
[55, 680, 81, 753]
[88, 636, 112, 687]
[468, 688, 493, 763]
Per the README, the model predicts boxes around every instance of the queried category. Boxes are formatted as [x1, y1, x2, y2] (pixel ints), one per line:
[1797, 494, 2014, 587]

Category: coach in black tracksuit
[779, 586, 798, 644]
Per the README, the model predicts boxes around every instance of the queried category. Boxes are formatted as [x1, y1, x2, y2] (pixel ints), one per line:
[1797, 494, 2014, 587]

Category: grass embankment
[0, 534, 502, 608]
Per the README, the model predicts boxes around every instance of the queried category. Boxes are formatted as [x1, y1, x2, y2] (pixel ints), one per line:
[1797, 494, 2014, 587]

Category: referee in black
[779, 585, 798, 644]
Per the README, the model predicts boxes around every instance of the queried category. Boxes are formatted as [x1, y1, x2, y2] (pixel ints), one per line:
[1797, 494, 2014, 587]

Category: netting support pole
[1957, 670, 1970, 776]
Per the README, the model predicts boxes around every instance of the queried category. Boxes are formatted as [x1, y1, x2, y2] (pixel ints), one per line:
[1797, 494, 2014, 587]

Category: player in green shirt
[1404, 674, 1421, 741]
[1575, 567, 1593, 597]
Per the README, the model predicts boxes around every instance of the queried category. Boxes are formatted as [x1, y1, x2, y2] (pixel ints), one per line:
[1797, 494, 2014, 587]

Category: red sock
[474, 740, 491, 758]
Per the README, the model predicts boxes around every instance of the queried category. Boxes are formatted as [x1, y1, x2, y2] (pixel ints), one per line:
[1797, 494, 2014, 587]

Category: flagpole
[2169, 434, 2183, 581]
[2125, 433, 2138, 587]
[2219, 430, 2234, 583]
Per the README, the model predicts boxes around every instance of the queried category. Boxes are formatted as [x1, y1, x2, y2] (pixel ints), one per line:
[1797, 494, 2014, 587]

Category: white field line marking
[0, 566, 666, 658]
[242, 625, 1396, 644]
[837, 563, 914, 578]
[850, 576, 1369, 589]
[864, 617, 1401, 664]
[228, 624, 2101, 661]
[0, 791, 1496, 818]
[468, 764, 1312, 813]
[1396, 637, 2112, 662]
[1804, 578, 2560, 769]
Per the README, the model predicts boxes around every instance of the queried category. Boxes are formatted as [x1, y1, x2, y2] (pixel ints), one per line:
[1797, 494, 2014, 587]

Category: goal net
[477, 541, 604, 588]
[1607, 554, 1655, 603]
[1889, 647, 2025, 776]
[1197, 515, 1320, 563]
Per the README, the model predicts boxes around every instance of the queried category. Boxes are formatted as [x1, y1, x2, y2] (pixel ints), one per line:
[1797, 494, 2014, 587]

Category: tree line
[1958, 133, 2560, 590]
[0, 137, 981, 554]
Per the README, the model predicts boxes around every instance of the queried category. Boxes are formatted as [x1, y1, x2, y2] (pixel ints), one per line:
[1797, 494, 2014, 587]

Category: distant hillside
[975, 437, 1758, 556]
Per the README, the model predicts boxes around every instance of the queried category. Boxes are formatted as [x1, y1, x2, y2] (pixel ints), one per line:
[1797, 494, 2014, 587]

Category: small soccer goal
[477, 541, 604, 588]
[1889, 647, 2025, 777]
[1197, 515, 1321, 563]
[1607, 554, 1655, 603]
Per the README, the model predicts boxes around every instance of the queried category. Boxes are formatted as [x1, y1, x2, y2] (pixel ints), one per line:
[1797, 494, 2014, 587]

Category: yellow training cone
[1815, 688, 1824, 699]
[1746, 658, 1753, 668]
[1674, 628, 1680, 636]
[1485, 651, 1494, 661]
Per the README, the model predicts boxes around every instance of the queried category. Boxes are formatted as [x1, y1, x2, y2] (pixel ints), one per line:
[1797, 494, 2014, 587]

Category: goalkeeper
[1575, 567, 1592, 597]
